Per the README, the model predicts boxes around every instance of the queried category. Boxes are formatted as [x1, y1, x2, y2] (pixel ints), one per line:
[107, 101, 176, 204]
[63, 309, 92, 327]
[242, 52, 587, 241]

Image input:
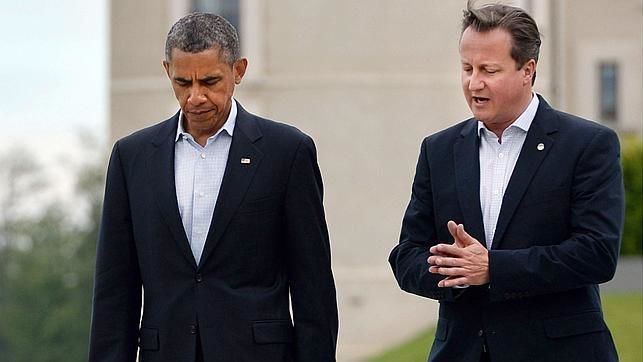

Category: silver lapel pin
[241, 157, 251, 164]
[537, 143, 545, 151]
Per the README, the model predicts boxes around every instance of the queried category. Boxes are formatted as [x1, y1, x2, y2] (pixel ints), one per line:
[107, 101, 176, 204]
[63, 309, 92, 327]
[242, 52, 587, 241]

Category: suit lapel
[492, 98, 558, 248]
[149, 113, 198, 269]
[453, 120, 486, 244]
[198, 104, 264, 269]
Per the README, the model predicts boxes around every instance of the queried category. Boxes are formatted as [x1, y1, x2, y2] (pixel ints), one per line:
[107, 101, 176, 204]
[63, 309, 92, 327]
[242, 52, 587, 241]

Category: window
[599, 62, 619, 122]
[192, 0, 240, 33]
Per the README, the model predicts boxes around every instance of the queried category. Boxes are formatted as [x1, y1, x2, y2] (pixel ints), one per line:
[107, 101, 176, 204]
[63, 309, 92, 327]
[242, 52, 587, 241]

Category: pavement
[334, 256, 642, 362]
[334, 266, 438, 362]
[602, 256, 643, 293]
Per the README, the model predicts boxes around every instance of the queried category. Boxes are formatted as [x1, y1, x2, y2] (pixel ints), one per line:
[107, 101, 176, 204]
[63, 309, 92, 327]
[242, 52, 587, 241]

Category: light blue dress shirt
[477, 94, 539, 248]
[174, 100, 237, 265]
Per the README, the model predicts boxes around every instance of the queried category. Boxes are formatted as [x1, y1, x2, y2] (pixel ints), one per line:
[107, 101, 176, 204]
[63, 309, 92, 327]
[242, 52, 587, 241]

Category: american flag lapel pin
[241, 157, 251, 164]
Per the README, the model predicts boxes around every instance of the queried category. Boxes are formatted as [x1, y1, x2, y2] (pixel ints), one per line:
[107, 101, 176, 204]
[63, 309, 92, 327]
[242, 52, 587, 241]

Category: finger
[456, 224, 478, 246]
[429, 244, 453, 255]
[429, 266, 468, 276]
[428, 250, 451, 258]
[448, 220, 466, 248]
[431, 243, 468, 257]
[438, 276, 469, 288]
[447, 220, 458, 239]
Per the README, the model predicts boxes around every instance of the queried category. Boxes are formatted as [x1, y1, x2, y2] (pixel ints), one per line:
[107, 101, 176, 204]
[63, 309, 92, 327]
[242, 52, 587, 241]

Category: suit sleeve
[284, 135, 339, 361]
[488, 128, 624, 301]
[389, 138, 464, 302]
[89, 142, 142, 361]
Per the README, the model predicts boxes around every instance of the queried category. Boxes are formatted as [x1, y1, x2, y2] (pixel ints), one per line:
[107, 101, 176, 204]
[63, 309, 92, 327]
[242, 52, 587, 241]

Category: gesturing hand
[427, 221, 490, 287]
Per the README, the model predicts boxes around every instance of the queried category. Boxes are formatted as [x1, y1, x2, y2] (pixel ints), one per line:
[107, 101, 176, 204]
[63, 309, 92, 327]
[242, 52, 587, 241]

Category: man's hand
[427, 221, 490, 287]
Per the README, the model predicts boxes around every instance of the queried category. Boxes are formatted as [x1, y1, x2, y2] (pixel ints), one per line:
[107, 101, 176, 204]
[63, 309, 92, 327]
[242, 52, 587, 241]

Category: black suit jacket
[389, 96, 623, 362]
[90, 103, 338, 362]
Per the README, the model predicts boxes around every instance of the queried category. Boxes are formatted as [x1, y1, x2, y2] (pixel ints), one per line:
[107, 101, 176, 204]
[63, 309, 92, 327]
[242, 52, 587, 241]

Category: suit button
[189, 324, 198, 335]
[478, 329, 484, 337]
[195, 274, 202, 282]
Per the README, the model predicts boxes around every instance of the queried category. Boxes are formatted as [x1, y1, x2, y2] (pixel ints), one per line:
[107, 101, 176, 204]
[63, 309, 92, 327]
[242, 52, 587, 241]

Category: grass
[368, 293, 642, 362]
[603, 293, 643, 362]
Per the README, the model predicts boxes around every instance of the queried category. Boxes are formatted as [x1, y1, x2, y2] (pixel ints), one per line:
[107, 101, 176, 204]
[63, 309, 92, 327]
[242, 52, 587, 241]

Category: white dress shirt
[478, 94, 539, 248]
[174, 100, 237, 264]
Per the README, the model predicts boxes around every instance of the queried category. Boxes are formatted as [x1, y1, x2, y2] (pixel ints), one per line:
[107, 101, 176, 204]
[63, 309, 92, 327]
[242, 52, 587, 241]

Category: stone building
[109, 1, 643, 360]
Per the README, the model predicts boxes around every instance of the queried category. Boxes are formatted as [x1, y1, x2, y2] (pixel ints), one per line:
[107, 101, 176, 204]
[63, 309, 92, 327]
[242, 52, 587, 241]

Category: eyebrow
[173, 76, 221, 83]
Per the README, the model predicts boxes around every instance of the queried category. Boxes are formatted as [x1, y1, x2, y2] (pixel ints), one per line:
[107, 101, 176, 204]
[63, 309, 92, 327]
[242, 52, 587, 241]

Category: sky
[0, 0, 107, 140]
[0, 0, 108, 220]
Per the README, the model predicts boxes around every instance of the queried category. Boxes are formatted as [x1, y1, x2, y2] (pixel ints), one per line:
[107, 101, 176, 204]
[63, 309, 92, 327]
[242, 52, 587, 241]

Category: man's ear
[233, 58, 248, 84]
[523, 59, 536, 85]
[163, 60, 171, 78]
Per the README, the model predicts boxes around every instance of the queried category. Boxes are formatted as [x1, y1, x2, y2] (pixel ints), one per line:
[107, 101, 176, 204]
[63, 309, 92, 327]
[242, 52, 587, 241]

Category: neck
[486, 92, 534, 140]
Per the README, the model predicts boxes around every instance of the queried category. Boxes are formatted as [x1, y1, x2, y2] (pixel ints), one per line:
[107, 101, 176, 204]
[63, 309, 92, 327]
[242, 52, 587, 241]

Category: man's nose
[468, 72, 484, 91]
[188, 86, 207, 105]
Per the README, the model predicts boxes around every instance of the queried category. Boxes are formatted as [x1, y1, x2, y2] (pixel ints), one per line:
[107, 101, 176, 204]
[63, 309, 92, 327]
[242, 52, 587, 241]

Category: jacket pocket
[544, 311, 607, 338]
[237, 194, 284, 215]
[434, 317, 449, 341]
[252, 320, 294, 344]
[138, 327, 159, 350]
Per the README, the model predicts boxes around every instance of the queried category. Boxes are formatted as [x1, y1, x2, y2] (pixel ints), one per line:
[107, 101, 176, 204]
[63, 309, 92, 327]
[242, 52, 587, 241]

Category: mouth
[190, 109, 212, 115]
[472, 96, 490, 105]
[187, 109, 215, 118]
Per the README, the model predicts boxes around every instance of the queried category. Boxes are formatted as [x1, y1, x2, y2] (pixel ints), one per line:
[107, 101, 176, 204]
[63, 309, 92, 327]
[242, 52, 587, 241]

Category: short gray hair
[165, 12, 240, 64]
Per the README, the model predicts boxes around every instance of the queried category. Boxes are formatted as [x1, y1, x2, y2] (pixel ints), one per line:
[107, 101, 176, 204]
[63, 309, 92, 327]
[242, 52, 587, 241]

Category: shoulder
[238, 106, 315, 154]
[256, 115, 311, 143]
[536, 96, 617, 139]
[542, 106, 620, 153]
[423, 118, 476, 148]
[111, 113, 178, 158]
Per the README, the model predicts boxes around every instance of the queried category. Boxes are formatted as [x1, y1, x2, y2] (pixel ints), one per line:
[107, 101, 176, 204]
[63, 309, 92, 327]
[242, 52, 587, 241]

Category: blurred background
[0, 0, 641, 361]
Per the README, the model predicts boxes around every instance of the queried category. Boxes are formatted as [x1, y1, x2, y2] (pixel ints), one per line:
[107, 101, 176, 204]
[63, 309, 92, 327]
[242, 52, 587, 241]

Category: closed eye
[174, 78, 191, 87]
[202, 77, 221, 86]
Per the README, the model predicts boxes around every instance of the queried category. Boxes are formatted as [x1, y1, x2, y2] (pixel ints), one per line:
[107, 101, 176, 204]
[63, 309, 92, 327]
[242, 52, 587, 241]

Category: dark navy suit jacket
[90, 102, 338, 361]
[389, 96, 623, 362]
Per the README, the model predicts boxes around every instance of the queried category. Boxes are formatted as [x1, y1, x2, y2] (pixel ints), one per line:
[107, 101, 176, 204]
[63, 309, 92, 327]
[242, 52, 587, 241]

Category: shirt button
[498, 153, 504, 158]
[200, 153, 206, 159]
[493, 190, 500, 195]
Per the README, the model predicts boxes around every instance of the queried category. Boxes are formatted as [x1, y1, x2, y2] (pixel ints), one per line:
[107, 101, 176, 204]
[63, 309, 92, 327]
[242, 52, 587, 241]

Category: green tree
[0, 146, 104, 361]
[621, 136, 643, 255]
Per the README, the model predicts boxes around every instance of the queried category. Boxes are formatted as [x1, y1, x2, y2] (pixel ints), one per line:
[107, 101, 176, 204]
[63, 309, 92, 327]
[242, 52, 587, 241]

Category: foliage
[621, 136, 642, 255]
[0, 146, 104, 361]
[368, 293, 643, 362]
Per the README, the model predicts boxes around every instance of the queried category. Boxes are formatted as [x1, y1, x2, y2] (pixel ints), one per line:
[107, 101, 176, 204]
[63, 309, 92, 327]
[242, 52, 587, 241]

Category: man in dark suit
[389, 2, 623, 361]
[89, 13, 338, 362]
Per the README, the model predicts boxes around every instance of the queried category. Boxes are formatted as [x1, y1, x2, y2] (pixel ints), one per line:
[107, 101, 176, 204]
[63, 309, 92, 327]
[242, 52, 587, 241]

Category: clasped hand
[427, 221, 490, 287]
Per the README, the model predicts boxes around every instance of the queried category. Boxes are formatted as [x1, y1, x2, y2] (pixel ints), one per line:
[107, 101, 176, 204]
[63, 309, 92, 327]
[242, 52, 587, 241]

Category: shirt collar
[478, 93, 539, 136]
[175, 98, 237, 142]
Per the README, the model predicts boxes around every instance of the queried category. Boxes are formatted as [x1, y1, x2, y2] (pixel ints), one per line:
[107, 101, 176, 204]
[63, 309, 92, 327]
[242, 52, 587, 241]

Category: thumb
[456, 224, 476, 246]
[448, 220, 465, 248]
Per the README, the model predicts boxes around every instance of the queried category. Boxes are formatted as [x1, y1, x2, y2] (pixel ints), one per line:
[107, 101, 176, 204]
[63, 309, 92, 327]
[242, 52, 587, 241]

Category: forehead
[167, 47, 230, 73]
[459, 27, 513, 61]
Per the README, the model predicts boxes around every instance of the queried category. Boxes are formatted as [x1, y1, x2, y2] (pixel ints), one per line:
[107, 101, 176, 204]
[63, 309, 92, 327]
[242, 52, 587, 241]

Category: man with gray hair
[90, 13, 338, 362]
[390, 1, 622, 361]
